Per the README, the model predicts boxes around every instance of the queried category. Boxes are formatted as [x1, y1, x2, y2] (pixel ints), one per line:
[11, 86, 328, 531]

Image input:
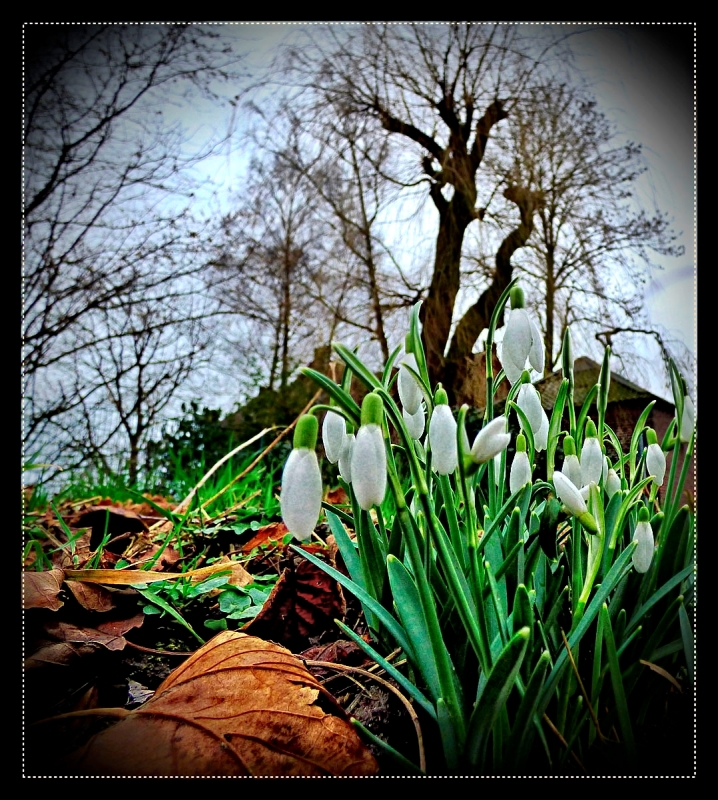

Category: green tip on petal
[516, 432, 527, 453]
[361, 391, 385, 427]
[509, 285, 525, 309]
[646, 427, 658, 446]
[638, 506, 650, 523]
[563, 435, 576, 456]
[435, 386, 449, 406]
[585, 418, 597, 438]
[520, 369, 531, 384]
[294, 414, 318, 450]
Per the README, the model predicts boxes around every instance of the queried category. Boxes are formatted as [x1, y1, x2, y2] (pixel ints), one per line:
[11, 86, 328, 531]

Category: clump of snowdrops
[280, 280, 695, 774]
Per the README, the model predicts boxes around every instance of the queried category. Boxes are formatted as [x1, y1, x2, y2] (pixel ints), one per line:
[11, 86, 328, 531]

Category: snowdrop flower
[561, 436, 582, 489]
[322, 410, 348, 464]
[470, 416, 511, 464]
[510, 433, 532, 494]
[645, 428, 666, 486]
[398, 349, 422, 416]
[351, 392, 387, 510]
[553, 470, 598, 533]
[580, 420, 604, 487]
[338, 431, 355, 484]
[606, 468, 621, 499]
[534, 407, 549, 452]
[403, 402, 425, 440]
[517, 380, 544, 436]
[499, 287, 545, 385]
[680, 394, 695, 443]
[429, 389, 457, 475]
[632, 507, 655, 573]
[281, 415, 323, 541]
[602, 456, 610, 484]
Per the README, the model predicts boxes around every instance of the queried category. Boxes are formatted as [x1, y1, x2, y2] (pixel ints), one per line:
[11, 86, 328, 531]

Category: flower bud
[680, 394, 695, 443]
[281, 421, 323, 542]
[322, 410, 347, 464]
[429, 397, 458, 475]
[352, 393, 387, 510]
[581, 422, 603, 487]
[403, 403, 425, 440]
[517, 381, 544, 436]
[606, 468, 621, 498]
[562, 436, 582, 489]
[534, 407, 549, 452]
[510, 433, 532, 494]
[398, 350, 422, 415]
[470, 416, 511, 464]
[553, 470, 598, 533]
[632, 507, 655, 573]
[645, 428, 666, 486]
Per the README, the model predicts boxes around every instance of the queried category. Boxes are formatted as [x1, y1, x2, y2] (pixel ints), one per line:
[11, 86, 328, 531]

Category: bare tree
[277, 23, 559, 388]
[477, 81, 685, 378]
[23, 23, 244, 458]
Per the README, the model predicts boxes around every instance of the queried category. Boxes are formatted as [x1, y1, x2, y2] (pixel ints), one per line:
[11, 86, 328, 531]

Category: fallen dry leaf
[23, 569, 65, 611]
[66, 581, 117, 612]
[240, 520, 289, 553]
[61, 631, 379, 776]
[242, 552, 346, 650]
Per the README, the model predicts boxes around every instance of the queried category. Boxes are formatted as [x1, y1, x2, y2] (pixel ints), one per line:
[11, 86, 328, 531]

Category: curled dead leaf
[23, 569, 65, 611]
[61, 631, 379, 776]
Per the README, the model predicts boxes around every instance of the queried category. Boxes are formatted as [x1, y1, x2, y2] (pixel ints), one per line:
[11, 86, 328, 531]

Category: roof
[532, 357, 672, 410]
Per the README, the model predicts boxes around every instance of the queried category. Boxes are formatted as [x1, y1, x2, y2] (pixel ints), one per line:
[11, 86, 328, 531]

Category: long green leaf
[601, 604, 637, 765]
[466, 627, 530, 768]
[507, 650, 550, 770]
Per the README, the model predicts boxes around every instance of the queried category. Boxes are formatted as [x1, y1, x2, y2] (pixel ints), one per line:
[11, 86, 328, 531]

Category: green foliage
[288, 292, 694, 775]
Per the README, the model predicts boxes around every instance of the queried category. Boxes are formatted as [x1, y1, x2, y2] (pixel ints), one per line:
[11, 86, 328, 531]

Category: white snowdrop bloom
[646, 443, 666, 486]
[563, 454, 582, 489]
[534, 408, 549, 452]
[517, 383, 544, 436]
[493, 451, 503, 485]
[322, 410, 348, 464]
[606, 469, 621, 498]
[429, 403, 458, 475]
[553, 470, 587, 516]
[510, 450, 532, 495]
[632, 519, 655, 574]
[281, 449, 323, 541]
[351, 424, 387, 510]
[338, 433, 355, 484]
[499, 305, 545, 385]
[398, 352, 422, 415]
[602, 456, 610, 484]
[403, 403, 425, 440]
[470, 416, 511, 464]
[680, 395, 695, 443]
[581, 436, 603, 488]
[528, 316, 545, 375]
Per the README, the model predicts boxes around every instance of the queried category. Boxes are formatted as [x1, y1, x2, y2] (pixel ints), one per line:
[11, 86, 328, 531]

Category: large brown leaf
[62, 631, 378, 776]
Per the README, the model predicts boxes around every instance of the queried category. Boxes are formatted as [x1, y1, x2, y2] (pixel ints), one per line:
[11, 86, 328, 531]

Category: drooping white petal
[632, 520, 655, 573]
[429, 404, 458, 475]
[646, 443, 666, 486]
[602, 456, 610, 484]
[470, 416, 511, 463]
[322, 410, 347, 464]
[398, 353, 422, 415]
[280, 449, 323, 541]
[562, 454, 582, 489]
[403, 403, 425, 440]
[534, 408, 549, 452]
[581, 437, 603, 487]
[500, 308, 532, 385]
[606, 469, 621, 498]
[680, 395, 695, 443]
[493, 452, 503, 485]
[528, 315, 545, 375]
[517, 384, 544, 436]
[351, 424, 387, 510]
[553, 469, 587, 516]
[338, 433, 355, 484]
[510, 450, 532, 494]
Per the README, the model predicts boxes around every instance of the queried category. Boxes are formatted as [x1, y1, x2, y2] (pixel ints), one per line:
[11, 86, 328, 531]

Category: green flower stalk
[280, 415, 322, 541]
